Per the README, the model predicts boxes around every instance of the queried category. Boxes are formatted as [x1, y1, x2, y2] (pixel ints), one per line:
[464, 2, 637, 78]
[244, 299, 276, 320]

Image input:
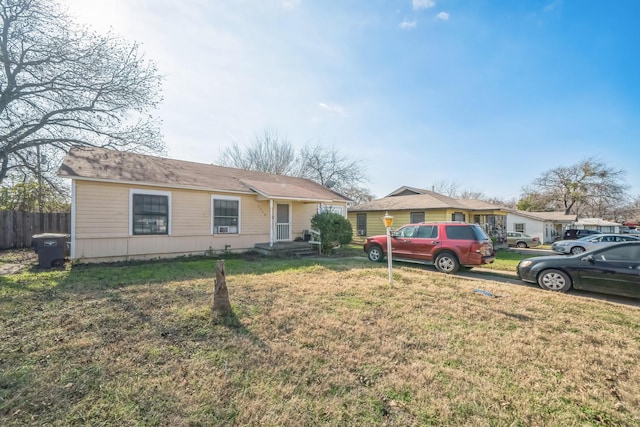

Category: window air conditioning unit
[357, 229, 366, 236]
[217, 226, 230, 233]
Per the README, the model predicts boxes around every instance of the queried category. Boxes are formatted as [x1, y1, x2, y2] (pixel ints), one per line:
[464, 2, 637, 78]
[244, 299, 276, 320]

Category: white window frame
[211, 195, 241, 235]
[514, 223, 525, 233]
[129, 189, 172, 236]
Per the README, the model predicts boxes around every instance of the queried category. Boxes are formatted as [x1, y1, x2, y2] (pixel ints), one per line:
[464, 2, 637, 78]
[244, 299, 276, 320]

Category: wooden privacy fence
[0, 211, 71, 249]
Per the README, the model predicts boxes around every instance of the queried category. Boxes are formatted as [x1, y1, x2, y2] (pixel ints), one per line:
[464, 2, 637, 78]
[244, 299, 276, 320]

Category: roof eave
[59, 175, 256, 196]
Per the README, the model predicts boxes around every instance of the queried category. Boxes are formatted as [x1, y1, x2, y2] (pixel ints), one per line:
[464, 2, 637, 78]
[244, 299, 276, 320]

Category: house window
[130, 189, 171, 235]
[452, 212, 465, 222]
[410, 212, 425, 223]
[212, 196, 240, 234]
[356, 213, 367, 236]
[514, 223, 525, 233]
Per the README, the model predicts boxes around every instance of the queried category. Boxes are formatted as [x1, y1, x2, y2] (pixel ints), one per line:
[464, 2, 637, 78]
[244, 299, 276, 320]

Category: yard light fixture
[382, 212, 394, 285]
[383, 212, 394, 228]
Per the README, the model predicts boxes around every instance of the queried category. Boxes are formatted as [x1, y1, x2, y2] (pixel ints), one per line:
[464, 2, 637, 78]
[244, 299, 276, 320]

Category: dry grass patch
[1, 257, 639, 426]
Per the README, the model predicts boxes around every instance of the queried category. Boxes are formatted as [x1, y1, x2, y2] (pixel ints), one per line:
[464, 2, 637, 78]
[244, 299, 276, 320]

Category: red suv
[364, 222, 495, 273]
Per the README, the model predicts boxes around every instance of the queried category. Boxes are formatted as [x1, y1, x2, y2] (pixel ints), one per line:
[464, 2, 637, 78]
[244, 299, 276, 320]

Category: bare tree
[430, 180, 461, 197]
[340, 186, 375, 206]
[0, 0, 164, 186]
[218, 130, 297, 175]
[217, 132, 370, 196]
[457, 189, 486, 200]
[297, 143, 367, 193]
[520, 158, 628, 216]
[485, 196, 518, 209]
[614, 195, 640, 223]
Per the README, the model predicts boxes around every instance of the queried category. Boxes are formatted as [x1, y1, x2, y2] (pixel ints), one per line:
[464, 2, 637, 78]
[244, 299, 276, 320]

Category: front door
[276, 203, 291, 241]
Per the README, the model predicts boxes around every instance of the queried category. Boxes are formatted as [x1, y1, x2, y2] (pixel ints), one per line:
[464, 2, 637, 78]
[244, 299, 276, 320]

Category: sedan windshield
[577, 235, 597, 241]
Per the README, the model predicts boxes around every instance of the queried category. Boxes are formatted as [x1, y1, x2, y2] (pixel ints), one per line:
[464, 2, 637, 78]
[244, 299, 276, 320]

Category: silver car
[551, 233, 640, 255]
[506, 232, 541, 248]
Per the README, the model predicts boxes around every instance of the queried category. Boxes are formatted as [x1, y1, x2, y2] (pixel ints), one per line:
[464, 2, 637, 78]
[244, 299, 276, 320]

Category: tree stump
[212, 259, 232, 317]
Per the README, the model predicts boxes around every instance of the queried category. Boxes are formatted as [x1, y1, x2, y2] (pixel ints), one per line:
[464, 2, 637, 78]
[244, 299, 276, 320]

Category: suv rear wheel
[367, 245, 385, 262]
[434, 252, 460, 273]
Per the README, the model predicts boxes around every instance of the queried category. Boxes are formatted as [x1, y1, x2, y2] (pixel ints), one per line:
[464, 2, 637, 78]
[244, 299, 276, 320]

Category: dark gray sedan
[517, 241, 640, 299]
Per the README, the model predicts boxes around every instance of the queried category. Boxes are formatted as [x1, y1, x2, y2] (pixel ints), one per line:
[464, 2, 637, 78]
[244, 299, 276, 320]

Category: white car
[551, 233, 640, 255]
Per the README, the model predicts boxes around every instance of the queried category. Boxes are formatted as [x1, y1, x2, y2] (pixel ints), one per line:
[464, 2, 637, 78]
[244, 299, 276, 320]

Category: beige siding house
[58, 147, 349, 263]
[349, 186, 508, 242]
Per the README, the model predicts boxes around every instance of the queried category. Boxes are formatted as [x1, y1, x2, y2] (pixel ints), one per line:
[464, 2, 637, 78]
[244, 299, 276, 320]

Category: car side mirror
[582, 254, 595, 263]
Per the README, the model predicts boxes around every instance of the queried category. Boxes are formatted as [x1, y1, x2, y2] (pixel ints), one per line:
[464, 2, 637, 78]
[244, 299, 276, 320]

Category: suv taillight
[474, 242, 492, 256]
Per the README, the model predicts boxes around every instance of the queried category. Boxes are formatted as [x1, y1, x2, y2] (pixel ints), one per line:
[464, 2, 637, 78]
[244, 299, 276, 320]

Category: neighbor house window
[356, 213, 367, 236]
[452, 212, 465, 222]
[514, 223, 525, 233]
[212, 196, 240, 234]
[130, 189, 171, 235]
[410, 212, 425, 223]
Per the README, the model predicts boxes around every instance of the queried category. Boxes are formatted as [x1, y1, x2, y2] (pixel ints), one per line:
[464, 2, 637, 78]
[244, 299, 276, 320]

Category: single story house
[58, 147, 349, 263]
[573, 218, 622, 234]
[348, 186, 509, 241]
[506, 210, 577, 244]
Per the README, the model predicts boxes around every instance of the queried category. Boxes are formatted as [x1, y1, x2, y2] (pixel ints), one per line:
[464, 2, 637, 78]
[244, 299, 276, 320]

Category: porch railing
[276, 223, 290, 241]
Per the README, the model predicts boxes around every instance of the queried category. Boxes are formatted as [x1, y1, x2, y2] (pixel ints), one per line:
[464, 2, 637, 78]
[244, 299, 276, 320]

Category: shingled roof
[58, 147, 349, 203]
[508, 210, 577, 222]
[349, 192, 506, 212]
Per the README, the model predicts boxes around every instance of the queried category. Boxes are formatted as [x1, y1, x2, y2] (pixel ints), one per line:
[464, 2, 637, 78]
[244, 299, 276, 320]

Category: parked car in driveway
[517, 241, 640, 298]
[506, 232, 541, 248]
[363, 222, 495, 273]
[551, 234, 640, 255]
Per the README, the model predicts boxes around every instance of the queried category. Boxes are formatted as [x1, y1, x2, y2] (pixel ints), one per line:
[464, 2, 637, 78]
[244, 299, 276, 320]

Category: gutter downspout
[269, 199, 274, 247]
[70, 180, 76, 260]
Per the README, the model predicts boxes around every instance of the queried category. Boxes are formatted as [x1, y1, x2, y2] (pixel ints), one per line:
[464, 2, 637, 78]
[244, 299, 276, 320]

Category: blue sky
[63, 0, 640, 200]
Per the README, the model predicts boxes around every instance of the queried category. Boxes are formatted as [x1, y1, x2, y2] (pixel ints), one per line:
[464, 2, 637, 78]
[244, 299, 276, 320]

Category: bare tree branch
[519, 158, 628, 216]
[217, 131, 370, 197]
[0, 0, 164, 184]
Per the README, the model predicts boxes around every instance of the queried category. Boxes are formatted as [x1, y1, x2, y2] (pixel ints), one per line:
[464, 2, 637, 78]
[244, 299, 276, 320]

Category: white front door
[276, 203, 291, 241]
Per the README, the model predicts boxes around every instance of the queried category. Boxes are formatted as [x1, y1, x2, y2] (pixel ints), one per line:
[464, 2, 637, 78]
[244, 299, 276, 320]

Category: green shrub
[311, 211, 353, 255]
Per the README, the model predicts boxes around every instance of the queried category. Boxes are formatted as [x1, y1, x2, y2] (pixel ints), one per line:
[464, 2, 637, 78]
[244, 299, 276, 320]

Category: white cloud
[413, 0, 436, 10]
[282, 0, 300, 10]
[436, 12, 449, 21]
[399, 19, 417, 29]
[318, 102, 346, 116]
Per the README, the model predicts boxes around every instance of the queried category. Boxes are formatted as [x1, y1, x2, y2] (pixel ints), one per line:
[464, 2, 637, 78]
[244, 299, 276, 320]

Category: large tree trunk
[212, 259, 232, 317]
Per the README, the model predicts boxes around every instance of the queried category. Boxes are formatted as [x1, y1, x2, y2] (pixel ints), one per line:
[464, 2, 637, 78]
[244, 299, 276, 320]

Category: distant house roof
[58, 147, 349, 203]
[386, 186, 432, 197]
[576, 218, 622, 227]
[508, 210, 577, 222]
[350, 191, 506, 212]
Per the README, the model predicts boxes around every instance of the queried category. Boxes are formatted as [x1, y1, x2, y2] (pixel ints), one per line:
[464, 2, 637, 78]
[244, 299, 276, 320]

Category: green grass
[1, 252, 639, 426]
[483, 249, 547, 272]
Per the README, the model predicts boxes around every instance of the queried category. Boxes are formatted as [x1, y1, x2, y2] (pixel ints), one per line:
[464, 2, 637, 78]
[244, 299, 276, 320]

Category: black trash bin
[32, 233, 69, 268]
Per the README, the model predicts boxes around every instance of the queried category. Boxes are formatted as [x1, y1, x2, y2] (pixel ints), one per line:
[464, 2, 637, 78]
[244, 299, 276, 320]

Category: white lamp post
[382, 212, 394, 286]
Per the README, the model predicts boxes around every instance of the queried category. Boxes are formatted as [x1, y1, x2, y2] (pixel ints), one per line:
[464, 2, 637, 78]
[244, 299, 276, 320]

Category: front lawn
[483, 249, 546, 272]
[1, 255, 638, 426]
